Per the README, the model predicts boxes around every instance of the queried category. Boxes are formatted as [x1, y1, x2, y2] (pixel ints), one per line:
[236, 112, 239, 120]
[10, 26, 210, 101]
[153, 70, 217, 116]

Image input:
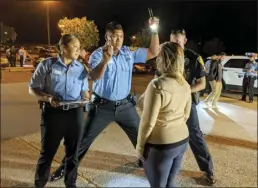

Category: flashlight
[148, 8, 158, 31]
[148, 8, 154, 18]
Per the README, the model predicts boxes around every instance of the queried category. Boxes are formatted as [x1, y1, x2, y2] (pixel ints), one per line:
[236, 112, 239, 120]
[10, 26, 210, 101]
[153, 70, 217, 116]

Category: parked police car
[205, 53, 257, 93]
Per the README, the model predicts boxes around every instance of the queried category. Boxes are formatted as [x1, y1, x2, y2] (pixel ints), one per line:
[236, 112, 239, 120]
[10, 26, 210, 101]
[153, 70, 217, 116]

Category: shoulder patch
[197, 56, 205, 67]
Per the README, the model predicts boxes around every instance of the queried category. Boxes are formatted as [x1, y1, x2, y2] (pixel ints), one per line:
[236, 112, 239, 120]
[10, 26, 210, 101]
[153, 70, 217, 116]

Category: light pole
[45, 1, 51, 46]
[0, 22, 3, 44]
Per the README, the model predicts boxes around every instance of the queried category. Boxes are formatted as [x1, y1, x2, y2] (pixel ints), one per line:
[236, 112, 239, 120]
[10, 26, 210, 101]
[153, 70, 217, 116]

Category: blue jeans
[143, 142, 188, 188]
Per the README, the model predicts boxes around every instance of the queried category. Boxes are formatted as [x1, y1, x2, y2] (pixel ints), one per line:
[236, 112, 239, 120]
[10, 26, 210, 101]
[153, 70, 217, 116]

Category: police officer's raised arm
[145, 33, 159, 61]
[29, 61, 51, 101]
[131, 48, 148, 64]
[191, 56, 206, 93]
[132, 18, 160, 63]
[146, 17, 160, 61]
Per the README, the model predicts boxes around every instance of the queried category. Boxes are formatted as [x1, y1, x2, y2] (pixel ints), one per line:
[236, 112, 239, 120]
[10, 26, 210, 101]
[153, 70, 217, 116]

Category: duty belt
[42, 102, 81, 111]
[92, 93, 130, 107]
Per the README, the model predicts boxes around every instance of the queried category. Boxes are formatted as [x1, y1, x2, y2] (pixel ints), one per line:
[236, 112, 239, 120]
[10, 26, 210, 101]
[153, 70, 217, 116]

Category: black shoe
[249, 100, 253, 103]
[239, 98, 246, 101]
[206, 173, 216, 185]
[65, 184, 77, 188]
[50, 166, 65, 181]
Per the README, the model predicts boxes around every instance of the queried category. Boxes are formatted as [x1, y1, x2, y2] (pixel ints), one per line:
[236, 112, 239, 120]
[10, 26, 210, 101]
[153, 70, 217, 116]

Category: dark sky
[0, 0, 257, 54]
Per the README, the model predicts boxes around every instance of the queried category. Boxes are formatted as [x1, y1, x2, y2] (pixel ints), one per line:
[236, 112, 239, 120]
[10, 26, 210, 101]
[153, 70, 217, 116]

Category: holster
[38, 100, 43, 109]
[127, 94, 137, 106]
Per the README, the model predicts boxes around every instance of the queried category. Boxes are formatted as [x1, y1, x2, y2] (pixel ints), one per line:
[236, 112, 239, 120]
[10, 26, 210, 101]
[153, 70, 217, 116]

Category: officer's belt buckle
[63, 104, 70, 110]
[115, 101, 121, 106]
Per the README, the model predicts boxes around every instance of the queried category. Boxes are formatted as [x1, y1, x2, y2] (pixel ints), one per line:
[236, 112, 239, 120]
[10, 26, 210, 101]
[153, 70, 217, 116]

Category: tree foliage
[131, 28, 151, 48]
[0, 22, 17, 43]
[57, 17, 99, 51]
[185, 40, 201, 53]
[202, 38, 226, 56]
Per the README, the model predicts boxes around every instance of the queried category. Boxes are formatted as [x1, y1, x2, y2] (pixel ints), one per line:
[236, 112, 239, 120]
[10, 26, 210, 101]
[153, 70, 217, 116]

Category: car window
[224, 59, 249, 69]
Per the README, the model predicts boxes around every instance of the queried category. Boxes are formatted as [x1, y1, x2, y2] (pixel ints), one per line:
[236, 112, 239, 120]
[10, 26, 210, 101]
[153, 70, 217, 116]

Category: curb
[6, 67, 34, 72]
[206, 134, 257, 150]
[18, 137, 99, 187]
[8, 69, 34, 72]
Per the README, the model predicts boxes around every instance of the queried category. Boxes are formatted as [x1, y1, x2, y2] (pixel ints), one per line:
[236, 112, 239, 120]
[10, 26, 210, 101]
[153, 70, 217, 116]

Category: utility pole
[0, 22, 3, 44]
[46, 3, 50, 46]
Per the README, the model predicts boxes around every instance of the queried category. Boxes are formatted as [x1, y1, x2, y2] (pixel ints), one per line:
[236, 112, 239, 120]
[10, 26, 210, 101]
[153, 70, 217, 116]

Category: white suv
[205, 55, 258, 93]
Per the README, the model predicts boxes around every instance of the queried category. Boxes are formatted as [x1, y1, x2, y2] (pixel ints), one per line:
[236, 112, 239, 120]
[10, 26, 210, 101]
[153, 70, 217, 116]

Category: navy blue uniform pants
[60, 101, 140, 167]
[186, 103, 214, 175]
[242, 76, 256, 100]
[35, 106, 84, 188]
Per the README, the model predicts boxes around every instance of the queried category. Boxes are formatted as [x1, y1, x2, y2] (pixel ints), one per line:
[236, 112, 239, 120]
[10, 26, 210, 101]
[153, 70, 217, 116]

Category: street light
[4, 32, 7, 35]
[45, 1, 51, 46]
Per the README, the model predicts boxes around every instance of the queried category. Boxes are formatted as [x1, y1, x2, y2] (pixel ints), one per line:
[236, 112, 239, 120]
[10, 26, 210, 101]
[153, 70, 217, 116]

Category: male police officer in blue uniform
[29, 34, 90, 188]
[241, 54, 257, 103]
[50, 18, 160, 181]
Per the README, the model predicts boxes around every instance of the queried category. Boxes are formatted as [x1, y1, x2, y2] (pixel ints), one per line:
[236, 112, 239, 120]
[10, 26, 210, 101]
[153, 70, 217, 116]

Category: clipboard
[59, 100, 90, 106]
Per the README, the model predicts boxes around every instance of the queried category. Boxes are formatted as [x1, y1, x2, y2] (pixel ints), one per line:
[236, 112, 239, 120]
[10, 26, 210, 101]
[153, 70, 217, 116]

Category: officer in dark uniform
[29, 34, 90, 188]
[9, 45, 17, 67]
[240, 54, 257, 103]
[156, 29, 215, 185]
[50, 19, 160, 181]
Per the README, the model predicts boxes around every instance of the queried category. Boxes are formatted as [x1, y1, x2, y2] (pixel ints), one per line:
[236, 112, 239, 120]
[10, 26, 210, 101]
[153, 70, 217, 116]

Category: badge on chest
[184, 57, 190, 66]
[52, 69, 62, 75]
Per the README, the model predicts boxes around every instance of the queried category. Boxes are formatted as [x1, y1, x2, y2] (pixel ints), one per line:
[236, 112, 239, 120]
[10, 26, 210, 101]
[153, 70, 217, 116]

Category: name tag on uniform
[52, 69, 62, 75]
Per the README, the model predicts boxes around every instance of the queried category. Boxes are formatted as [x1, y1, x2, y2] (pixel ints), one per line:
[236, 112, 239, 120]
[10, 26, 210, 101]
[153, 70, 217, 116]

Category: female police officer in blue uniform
[29, 34, 90, 188]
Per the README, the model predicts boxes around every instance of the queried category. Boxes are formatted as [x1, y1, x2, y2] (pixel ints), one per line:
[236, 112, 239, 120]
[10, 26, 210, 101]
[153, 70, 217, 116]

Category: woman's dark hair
[56, 34, 78, 53]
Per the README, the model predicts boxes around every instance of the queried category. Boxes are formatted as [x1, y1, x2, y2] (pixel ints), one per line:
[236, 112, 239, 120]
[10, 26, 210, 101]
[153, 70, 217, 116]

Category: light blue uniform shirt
[29, 56, 89, 101]
[244, 61, 258, 77]
[89, 46, 148, 101]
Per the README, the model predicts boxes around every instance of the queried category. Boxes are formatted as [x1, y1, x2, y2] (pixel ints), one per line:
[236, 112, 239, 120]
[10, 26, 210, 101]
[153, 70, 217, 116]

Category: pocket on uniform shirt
[121, 62, 130, 71]
[71, 77, 83, 86]
[76, 80, 82, 85]
[104, 65, 114, 77]
[50, 73, 60, 83]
